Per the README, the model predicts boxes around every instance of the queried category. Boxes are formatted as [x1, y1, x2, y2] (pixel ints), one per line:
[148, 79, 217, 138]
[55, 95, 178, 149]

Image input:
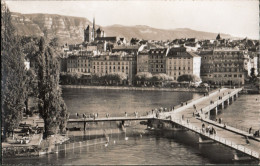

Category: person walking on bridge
[249, 127, 252, 134]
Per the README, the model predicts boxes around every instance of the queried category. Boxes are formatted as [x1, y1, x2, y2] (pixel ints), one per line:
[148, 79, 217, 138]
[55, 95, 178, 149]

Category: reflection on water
[3, 89, 259, 165]
[212, 94, 260, 130]
[61, 88, 201, 117]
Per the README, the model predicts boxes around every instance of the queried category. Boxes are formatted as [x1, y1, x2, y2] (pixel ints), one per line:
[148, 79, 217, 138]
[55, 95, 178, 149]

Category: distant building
[58, 57, 67, 73]
[91, 53, 137, 84]
[199, 48, 253, 85]
[84, 18, 105, 42]
[112, 45, 144, 54]
[67, 55, 91, 73]
[166, 47, 201, 81]
[148, 48, 169, 74]
[137, 49, 149, 73]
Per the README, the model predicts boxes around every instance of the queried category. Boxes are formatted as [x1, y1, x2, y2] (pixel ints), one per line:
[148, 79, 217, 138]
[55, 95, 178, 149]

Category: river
[3, 88, 260, 165]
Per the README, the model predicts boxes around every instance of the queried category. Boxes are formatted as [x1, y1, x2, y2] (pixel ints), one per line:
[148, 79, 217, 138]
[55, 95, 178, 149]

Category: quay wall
[61, 85, 209, 93]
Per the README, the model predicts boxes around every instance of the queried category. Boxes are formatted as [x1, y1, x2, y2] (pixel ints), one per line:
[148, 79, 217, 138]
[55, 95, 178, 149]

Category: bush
[177, 74, 201, 83]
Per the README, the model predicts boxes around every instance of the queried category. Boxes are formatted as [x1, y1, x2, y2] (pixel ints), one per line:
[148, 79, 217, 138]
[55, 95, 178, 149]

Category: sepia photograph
[1, 0, 260, 165]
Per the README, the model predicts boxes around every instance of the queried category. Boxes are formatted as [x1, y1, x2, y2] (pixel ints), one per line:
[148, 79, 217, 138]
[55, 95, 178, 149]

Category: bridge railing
[200, 88, 242, 114]
[171, 118, 259, 160]
[140, 88, 226, 117]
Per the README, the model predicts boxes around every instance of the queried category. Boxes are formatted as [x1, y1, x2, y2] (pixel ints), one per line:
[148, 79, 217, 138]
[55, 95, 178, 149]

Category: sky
[5, 0, 259, 39]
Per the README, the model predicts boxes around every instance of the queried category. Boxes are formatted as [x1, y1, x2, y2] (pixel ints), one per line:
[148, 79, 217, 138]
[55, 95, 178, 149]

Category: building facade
[199, 48, 252, 85]
[84, 18, 105, 42]
[67, 55, 91, 73]
[166, 47, 201, 81]
[137, 50, 149, 73]
[91, 53, 137, 84]
[148, 48, 169, 74]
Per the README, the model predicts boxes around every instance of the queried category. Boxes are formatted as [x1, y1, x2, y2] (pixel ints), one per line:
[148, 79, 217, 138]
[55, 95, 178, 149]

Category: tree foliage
[177, 74, 201, 83]
[151, 73, 174, 82]
[1, 1, 27, 139]
[36, 37, 68, 138]
[135, 72, 153, 81]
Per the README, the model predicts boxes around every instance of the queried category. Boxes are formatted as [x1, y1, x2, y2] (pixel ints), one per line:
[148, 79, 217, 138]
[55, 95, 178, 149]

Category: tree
[36, 37, 68, 138]
[1, 1, 28, 140]
[249, 68, 257, 83]
[250, 68, 256, 78]
[135, 72, 153, 81]
[177, 74, 201, 83]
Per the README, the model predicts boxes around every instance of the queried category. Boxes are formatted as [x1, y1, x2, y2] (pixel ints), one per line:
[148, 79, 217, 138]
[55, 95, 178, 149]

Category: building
[137, 49, 149, 73]
[166, 47, 201, 81]
[58, 57, 67, 73]
[112, 45, 144, 54]
[84, 18, 105, 42]
[91, 53, 136, 84]
[199, 48, 253, 85]
[148, 48, 169, 74]
[67, 55, 92, 73]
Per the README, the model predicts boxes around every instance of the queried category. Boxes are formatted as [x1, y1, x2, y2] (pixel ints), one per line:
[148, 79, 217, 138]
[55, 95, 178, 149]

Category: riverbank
[61, 85, 210, 93]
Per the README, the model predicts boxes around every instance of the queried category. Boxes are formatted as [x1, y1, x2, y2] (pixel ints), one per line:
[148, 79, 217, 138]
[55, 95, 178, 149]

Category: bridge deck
[35, 88, 259, 160]
[68, 116, 153, 123]
[159, 88, 259, 160]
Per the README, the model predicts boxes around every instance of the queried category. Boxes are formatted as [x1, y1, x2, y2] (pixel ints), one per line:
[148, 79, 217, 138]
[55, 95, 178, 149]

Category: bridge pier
[198, 135, 214, 144]
[215, 107, 218, 115]
[225, 99, 230, 106]
[83, 122, 87, 131]
[221, 102, 224, 109]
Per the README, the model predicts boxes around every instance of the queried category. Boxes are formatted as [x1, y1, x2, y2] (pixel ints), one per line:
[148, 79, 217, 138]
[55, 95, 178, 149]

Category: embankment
[61, 85, 209, 93]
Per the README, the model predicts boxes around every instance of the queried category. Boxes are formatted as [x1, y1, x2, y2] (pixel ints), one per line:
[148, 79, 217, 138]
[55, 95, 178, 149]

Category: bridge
[157, 88, 260, 161]
[35, 88, 260, 161]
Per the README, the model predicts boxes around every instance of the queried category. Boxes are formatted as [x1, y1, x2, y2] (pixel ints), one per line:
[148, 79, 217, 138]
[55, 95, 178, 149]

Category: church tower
[92, 17, 96, 41]
[84, 25, 91, 42]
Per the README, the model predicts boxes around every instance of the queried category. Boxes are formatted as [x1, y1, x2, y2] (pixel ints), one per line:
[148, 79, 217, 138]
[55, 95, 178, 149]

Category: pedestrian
[249, 127, 252, 134]
[245, 136, 250, 144]
[125, 112, 127, 117]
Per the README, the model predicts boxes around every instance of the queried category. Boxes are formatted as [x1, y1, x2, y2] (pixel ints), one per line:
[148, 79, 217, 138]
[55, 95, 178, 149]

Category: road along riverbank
[61, 85, 210, 93]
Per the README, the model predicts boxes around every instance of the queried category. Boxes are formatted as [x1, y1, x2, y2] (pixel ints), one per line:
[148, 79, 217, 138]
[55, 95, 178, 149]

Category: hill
[11, 12, 234, 44]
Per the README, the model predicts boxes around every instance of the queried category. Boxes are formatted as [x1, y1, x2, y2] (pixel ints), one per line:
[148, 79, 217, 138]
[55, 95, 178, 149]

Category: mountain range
[11, 12, 234, 44]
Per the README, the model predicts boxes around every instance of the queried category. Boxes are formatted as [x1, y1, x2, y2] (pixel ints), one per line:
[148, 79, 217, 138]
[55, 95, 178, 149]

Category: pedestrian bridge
[36, 88, 260, 161]
[157, 87, 259, 161]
